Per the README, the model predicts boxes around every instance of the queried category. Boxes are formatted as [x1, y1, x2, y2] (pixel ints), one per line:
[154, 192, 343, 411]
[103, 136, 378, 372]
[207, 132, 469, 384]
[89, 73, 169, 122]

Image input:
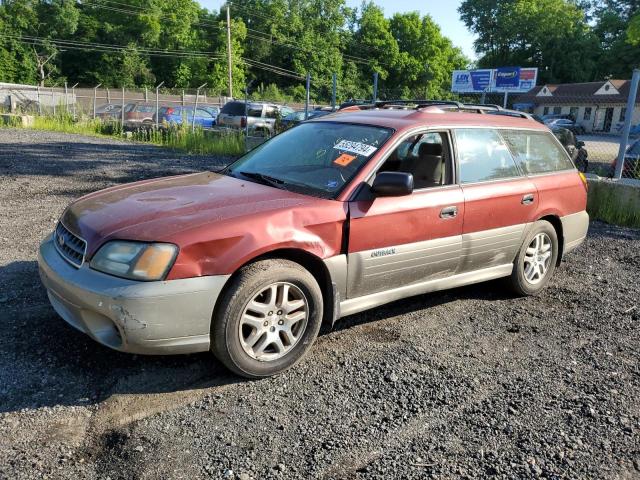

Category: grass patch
[131, 125, 245, 156]
[1, 113, 245, 157]
[587, 180, 640, 228]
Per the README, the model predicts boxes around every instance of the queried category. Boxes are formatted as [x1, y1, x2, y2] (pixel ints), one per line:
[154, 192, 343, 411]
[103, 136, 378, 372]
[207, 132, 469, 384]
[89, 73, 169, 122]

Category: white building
[514, 80, 640, 134]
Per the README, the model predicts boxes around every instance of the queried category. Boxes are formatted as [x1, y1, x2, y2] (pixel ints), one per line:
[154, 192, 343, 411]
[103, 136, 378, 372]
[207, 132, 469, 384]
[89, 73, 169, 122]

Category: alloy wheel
[523, 232, 553, 285]
[238, 282, 309, 361]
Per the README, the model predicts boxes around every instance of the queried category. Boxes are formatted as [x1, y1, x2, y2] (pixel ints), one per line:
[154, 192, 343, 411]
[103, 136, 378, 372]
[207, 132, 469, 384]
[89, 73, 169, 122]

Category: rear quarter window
[220, 102, 246, 115]
[501, 130, 574, 174]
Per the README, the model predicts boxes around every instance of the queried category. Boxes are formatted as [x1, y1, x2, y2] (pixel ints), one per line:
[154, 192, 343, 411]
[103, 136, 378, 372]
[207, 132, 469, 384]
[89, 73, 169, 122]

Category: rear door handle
[440, 206, 458, 219]
[521, 194, 535, 205]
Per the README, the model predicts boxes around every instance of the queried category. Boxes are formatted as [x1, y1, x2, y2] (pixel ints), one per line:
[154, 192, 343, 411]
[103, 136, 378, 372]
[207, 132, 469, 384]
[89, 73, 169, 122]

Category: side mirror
[371, 171, 413, 197]
[576, 141, 585, 148]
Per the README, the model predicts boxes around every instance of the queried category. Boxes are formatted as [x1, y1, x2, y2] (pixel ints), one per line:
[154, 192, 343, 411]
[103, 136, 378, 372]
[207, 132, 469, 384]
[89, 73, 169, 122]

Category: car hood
[61, 171, 324, 257]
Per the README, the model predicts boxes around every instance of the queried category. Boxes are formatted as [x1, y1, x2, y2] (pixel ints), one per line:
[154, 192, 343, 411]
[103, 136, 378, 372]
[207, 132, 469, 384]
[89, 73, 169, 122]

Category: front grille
[54, 222, 87, 268]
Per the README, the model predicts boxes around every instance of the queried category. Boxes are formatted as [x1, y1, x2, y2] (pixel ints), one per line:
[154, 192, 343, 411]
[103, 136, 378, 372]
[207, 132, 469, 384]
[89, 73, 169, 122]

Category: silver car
[216, 101, 294, 136]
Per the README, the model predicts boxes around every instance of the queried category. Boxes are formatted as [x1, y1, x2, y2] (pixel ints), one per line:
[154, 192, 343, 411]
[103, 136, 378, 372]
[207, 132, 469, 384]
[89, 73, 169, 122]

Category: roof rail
[374, 99, 464, 109]
[337, 98, 535, 120]
[423, 101, 534, 120]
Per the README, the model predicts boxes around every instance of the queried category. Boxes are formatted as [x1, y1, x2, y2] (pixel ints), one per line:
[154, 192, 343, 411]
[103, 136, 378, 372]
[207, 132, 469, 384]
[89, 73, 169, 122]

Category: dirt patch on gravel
[1, 129, 639, 479]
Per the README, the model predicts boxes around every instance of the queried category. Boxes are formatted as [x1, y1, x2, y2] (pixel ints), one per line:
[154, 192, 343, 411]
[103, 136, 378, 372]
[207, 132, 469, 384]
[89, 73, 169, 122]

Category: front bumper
[38, 234, 230, 355]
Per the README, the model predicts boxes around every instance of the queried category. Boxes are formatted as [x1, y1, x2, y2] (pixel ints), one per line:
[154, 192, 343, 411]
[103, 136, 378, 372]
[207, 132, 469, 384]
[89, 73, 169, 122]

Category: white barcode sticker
[333, 140, 377, 157]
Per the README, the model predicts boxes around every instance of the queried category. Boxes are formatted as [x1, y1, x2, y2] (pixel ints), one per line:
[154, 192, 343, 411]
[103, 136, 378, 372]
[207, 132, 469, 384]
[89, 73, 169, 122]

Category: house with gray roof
[514, 80, 640, 134]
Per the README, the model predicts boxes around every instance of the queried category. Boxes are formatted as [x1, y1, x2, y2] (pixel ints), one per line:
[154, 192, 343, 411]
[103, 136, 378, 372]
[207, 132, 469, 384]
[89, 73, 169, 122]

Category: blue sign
[451, 67, 537, 93]
[470, 70, 492, 91]
[495, 67, 521, 89]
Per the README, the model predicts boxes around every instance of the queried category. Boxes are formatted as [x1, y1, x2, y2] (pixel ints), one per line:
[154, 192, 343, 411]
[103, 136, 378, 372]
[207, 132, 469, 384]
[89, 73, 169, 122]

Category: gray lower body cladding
[38, 234, 229, 355]
[325, 211, 589, 320]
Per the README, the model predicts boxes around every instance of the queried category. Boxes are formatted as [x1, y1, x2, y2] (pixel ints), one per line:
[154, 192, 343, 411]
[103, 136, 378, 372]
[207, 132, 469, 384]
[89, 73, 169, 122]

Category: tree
[0, 0, 473, 102]
[459, 0, 598, 83]
[389, 12, 468, 99]
[628, 13, 640, 44]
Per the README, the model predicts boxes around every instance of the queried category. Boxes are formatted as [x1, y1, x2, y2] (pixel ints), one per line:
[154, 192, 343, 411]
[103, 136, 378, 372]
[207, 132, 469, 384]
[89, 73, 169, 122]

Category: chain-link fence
[2, 79, 639, 179]
[0, 81, 327, 151]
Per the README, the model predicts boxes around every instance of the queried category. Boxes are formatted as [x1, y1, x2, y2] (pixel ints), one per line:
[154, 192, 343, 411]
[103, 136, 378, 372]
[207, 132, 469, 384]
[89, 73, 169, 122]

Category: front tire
[211, 259, 323, 378]
[508, 220, 559, 296]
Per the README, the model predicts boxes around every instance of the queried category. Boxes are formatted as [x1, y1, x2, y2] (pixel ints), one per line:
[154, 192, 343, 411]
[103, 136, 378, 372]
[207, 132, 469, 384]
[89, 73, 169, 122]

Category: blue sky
[196, 0, 477, 60]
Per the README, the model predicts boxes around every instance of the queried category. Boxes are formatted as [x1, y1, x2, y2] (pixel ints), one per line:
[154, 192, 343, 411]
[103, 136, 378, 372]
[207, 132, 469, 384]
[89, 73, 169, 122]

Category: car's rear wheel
[211, 259, 323, 378]
[507, 220, 559, 296]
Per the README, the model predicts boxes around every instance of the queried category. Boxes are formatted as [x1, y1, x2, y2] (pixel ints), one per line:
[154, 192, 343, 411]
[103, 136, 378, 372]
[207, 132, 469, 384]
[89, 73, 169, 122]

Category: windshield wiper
[236, 170, 285, 188]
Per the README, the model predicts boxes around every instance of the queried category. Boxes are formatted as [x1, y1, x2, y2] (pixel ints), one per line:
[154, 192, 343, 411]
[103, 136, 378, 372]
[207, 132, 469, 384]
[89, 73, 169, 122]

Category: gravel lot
[1, 129, 640, 479]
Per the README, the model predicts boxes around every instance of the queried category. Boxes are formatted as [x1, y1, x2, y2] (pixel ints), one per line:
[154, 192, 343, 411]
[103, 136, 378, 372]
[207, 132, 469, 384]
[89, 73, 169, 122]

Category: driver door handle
[440, 206, 458, 219]
[521, 194, 535, 205]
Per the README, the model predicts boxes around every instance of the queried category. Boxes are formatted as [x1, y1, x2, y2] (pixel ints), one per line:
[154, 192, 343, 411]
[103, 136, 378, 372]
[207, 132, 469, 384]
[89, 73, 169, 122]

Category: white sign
[451, 67, 538, 93]
[333, 140, 377, 157]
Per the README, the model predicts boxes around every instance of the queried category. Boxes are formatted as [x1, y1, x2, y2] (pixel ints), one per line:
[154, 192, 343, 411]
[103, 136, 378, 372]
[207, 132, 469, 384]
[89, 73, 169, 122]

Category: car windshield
[226, 122, 393, 198]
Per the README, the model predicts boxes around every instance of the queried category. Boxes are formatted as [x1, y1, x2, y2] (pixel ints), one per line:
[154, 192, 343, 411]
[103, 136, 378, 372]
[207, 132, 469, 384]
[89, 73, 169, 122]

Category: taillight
[578, 171, 588, 191]
[240, 117, 247, 128]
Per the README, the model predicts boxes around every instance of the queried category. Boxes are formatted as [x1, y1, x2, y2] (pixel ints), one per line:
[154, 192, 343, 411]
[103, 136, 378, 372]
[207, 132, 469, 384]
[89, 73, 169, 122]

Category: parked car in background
[123, 102, 156, 128]
[217, 101, 295, 136]
[155, 106, 217, 129]
[281, 109, 333, 128]
[200, 105, 221, 120]
[542, 113, 575, 123]
[552, 127, 588, 172]
[38, 102, 589, 378]
[95, 104, 122, 121]
[545, 118, 585, 135]
[610, 139, 640, 178]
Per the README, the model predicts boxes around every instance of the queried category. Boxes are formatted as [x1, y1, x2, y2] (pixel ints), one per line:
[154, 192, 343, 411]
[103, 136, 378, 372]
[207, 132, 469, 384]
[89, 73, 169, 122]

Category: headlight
[90, 241, 178, 281]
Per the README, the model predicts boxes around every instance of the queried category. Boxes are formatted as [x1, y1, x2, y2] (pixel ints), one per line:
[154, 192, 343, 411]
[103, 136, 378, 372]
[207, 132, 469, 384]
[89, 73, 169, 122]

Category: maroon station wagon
[38, 103, 589, 378]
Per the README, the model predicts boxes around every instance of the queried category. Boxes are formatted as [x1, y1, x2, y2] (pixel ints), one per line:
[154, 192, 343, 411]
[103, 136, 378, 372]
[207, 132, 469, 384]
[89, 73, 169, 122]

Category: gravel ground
[1, 129, 639, 479]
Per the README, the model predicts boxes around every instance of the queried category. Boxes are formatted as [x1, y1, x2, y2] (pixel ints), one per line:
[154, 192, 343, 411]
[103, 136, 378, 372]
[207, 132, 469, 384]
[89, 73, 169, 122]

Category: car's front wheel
[211, 259, 323, 378]
[507, 220, 559, 296]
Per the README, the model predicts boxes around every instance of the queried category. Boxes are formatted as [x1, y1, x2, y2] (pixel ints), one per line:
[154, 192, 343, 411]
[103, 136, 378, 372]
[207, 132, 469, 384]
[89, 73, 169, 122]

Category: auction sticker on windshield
[334, 153, 357, 166]
[333, 140, 377, 157]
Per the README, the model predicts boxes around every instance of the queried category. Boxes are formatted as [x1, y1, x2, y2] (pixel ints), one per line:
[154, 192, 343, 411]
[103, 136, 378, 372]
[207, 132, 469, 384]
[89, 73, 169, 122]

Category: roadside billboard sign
[495, 67, 521, 89]
[451, 69, 493, 93]
[451, 67, 538, 93]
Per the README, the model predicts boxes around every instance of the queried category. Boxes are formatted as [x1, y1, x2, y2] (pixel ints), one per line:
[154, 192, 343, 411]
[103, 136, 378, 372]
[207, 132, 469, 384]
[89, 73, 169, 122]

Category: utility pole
[304, 73, 310, 120]
[372, 72, 378, 103]
[226, 4, 233, 98]
[615, 68, 640, 179]
[331, 73, 337, 110]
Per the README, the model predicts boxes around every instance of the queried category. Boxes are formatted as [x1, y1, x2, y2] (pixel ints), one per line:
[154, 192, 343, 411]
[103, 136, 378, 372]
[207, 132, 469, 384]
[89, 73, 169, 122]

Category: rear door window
[454, 128, 520, 183]
[247, 105, 264, 117]
[501, 130, 574, 174]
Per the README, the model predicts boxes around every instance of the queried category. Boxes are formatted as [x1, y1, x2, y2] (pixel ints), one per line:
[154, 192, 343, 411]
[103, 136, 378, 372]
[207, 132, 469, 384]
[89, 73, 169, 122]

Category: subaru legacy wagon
[38, 102, 589, 378]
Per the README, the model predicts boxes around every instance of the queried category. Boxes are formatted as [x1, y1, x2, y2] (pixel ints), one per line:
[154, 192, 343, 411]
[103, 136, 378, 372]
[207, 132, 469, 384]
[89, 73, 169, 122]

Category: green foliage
[626, 14, 640, 45]
[0, 114, 245, 156]
[0, 0, 472, 103]
[459, 0, 639, 83]
[587, 180, 640, 228]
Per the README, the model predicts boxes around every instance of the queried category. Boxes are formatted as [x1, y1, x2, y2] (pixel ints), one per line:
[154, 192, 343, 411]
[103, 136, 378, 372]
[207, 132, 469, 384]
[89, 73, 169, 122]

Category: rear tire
[507, 220, 559, 296]
[211, 259, 323, 378]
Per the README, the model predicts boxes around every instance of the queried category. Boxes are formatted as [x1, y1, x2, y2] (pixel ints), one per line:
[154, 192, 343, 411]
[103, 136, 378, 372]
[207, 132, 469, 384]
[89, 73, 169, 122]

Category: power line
[86, 0, 384, 67]
[1, 34, 225, 59]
